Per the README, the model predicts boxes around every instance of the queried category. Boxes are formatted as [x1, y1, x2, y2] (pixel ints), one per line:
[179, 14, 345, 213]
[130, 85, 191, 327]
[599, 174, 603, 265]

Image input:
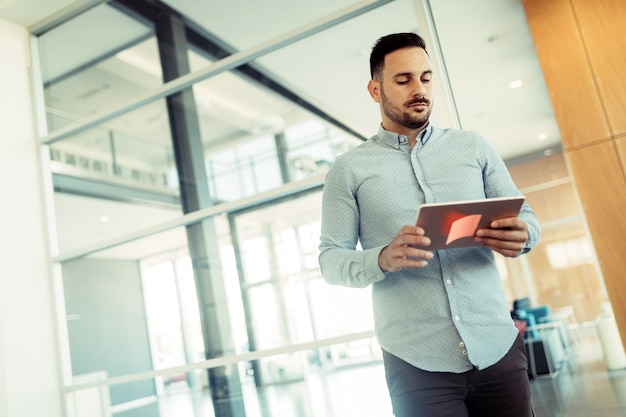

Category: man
[318, 32, 540, 417]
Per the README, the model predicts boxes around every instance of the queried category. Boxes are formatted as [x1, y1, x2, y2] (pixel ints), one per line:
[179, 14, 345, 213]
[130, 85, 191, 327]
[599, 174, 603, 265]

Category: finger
[490, 246, 523, 258]
[405, 235, 432, 248]
[395, 256, 430, 269]
[385, 248, 433, 271]
[476, 229, 527, 242]
[490, 217, 527, 230]
[477, 237, 525, 255]
[476, 235, 524, 248]
[392, 244, 434, 259]
[398, 225, 428, 237]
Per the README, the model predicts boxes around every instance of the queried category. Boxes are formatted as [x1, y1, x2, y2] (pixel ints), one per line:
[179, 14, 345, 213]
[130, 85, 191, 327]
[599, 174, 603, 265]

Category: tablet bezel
[414, 196, 525, 250]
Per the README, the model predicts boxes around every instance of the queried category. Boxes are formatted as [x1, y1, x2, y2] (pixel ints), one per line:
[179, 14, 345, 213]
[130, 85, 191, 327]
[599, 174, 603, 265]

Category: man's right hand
[378, 226, 434, 273]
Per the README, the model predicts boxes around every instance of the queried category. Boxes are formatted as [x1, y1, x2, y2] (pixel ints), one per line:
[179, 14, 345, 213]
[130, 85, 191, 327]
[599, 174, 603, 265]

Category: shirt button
[462, 350, 467, 355]
[400, 137, 406, 142]
[455, 315, 460, 321]
[446, 279, 452, 285]
[459, 342, 465, 347]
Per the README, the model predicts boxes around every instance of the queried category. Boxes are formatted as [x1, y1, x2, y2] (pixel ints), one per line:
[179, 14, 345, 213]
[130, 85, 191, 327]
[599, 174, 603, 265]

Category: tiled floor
[530, 324, 626, 417]
[155, 324, 626, 417]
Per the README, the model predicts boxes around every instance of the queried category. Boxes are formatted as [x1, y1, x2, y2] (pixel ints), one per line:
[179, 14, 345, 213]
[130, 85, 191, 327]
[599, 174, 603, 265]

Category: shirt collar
[376, 123, 433, 148]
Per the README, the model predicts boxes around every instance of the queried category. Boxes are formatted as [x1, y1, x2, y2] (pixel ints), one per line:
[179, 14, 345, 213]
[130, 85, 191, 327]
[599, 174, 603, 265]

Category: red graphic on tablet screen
[442, 213, 483, 245]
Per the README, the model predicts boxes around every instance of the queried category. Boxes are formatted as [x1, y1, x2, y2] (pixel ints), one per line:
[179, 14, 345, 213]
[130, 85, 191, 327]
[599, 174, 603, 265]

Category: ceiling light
[537, 132, 549, 141]
[509, 80, 523, 89]
[250, 114, 286, 135]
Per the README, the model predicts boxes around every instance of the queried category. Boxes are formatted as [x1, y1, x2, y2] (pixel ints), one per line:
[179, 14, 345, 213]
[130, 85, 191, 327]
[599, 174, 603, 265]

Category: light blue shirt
[318, 124, 540, 372]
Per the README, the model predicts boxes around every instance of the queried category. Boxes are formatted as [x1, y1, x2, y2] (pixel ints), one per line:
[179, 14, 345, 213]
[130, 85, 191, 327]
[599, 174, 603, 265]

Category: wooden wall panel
[618, 135, 626, 172]
[567, 142, 626, 339]
[522, 0, 611, 147]
[573, 0, 626, 136]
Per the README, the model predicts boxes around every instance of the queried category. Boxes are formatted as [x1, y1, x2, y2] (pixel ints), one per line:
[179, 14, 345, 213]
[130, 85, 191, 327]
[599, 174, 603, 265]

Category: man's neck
[381, 122, 429, 147]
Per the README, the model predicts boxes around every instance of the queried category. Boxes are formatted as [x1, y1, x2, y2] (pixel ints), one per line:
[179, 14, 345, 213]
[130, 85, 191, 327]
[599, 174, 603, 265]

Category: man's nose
[412, 82, 426, 98]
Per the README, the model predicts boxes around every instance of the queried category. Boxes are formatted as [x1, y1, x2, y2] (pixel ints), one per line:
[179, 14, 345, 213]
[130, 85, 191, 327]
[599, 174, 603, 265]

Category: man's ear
[367, 79, 381, 103]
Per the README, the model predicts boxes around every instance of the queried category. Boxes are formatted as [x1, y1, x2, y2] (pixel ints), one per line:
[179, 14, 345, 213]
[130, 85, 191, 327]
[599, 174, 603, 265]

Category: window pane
[507, 152, 570, 188]
[49, 98, 175, 189]
[38, 4, 159, 132]
[234, 191, 377, 369]
[526, 182, 582, 224]
[523, 222, 604, 322]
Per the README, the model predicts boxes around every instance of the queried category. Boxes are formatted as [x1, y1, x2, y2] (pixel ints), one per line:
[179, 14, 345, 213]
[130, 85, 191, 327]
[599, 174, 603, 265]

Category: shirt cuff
[367, 245, 388, 282]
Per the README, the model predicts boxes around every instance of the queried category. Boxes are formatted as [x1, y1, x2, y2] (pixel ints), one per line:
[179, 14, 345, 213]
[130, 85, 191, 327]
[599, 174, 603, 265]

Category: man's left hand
[474, 217, 528, 258]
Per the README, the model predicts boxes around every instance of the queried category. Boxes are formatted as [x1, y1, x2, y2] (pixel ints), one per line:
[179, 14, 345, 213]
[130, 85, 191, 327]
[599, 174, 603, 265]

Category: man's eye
[397, 80, 409, 85]
[421, 78, 431, 83]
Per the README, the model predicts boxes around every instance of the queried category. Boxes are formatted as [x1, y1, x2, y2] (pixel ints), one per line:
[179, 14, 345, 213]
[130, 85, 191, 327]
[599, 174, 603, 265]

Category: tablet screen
[415, 196, 525, 250]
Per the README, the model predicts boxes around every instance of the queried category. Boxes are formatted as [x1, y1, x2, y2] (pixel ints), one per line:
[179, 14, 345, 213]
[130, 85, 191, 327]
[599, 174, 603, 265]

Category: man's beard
[380, 88, 432, 129]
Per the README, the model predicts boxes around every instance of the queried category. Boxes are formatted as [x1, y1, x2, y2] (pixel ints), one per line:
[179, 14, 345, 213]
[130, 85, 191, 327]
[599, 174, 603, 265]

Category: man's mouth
[407, 99, 429, 108]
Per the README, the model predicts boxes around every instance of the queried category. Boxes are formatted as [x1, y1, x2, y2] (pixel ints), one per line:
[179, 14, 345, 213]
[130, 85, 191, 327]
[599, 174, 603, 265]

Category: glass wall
[504, 152, 606, 322]
[32, 0, 607, 416]
[38, 1, 398, 416]
[232, 191, 379, 386]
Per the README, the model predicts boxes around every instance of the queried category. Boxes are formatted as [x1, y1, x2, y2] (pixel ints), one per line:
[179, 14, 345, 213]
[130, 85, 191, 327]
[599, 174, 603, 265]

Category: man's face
[369, 47, 434, 133]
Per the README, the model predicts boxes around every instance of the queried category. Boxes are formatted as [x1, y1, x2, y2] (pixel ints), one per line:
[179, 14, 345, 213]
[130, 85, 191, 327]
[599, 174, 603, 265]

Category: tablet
[415, 196, 525, 250]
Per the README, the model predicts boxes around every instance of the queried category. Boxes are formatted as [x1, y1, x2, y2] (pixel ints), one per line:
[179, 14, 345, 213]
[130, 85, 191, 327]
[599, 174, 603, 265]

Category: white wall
[0, 17, 63, 417]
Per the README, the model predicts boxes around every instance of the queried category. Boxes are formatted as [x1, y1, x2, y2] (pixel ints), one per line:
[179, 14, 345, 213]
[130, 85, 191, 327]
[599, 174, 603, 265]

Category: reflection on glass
[49, 99, 175, 192]
[188, 47, 363, 202]
[206, 135, 282, 202]
[285, 120, 361, 181]
[54, 194, 181, 255]
[188, 51, 290, 138]
[38, 3, 159, 132]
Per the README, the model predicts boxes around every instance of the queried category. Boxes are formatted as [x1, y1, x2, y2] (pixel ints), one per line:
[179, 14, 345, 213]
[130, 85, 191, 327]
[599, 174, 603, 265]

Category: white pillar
[0, 17, 64, 417]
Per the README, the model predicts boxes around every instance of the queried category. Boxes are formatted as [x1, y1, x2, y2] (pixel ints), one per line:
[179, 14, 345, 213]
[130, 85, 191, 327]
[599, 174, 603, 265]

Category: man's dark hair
[369, 32, 428, 80]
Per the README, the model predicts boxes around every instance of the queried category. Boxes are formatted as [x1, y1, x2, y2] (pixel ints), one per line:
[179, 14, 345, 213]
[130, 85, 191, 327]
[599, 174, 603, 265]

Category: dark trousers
[382, 336, 533, 417]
